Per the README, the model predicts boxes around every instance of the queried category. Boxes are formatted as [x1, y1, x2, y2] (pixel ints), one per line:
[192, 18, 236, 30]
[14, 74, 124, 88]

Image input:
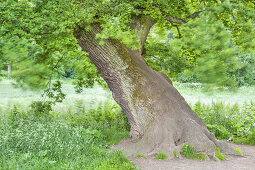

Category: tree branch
[171, 23, 182, 38]
[165, 11, 201, 39]
[165, 11, 202, 24]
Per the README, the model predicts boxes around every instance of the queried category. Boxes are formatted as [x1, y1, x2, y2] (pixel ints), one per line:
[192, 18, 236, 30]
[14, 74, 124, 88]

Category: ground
[113, 140, 255, 170]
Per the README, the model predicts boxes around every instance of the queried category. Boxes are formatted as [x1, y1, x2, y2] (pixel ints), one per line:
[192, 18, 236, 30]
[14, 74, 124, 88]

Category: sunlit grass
[174, 82, 255, 105]
[0, 79, 114, 114]
[1, 79, 255, 111]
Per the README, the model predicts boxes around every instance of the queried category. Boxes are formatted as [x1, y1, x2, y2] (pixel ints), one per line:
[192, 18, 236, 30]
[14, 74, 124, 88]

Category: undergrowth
[193, 101, 255, 145]
[0, 102, 136, 170]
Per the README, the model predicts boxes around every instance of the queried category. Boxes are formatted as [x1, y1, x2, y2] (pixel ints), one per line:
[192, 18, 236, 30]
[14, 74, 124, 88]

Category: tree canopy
[1, 0, 255, 89]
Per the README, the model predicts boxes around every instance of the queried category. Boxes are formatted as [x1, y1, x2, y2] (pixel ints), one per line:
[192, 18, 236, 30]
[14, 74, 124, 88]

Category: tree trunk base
[115, 113, 238, 158]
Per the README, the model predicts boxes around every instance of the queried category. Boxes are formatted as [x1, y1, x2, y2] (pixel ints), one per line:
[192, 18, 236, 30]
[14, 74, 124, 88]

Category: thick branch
[130, 15, 157, 55]
[165, 11, 202, 24]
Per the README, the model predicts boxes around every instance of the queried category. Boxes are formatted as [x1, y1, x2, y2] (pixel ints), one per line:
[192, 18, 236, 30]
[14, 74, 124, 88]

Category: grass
[174, 82, 255, 105]
[0, 79, 255, 168]
[215, 148, 227, 161]
[0, 117, 136, 169]
[181, 144, 207, 160]
[0, 80, 136, 170]
[0, 79, 113, 115]
[136, 154, 144, 158]
[1, 79, 255, 114]
[173, 150, 179, 158]
[234, 148, 243, 155]
[155, 153, 168, 160]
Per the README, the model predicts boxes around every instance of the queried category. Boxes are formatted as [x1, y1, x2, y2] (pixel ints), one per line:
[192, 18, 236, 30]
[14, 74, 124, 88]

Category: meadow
[0, 79, 255, 169]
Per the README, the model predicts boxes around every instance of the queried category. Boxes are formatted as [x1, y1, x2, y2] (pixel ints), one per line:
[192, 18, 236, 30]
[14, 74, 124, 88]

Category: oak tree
[1, 0, 254, 156]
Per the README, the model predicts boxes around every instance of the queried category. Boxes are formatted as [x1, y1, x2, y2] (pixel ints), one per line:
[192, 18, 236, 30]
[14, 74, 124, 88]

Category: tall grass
[0, 102, 136, 169]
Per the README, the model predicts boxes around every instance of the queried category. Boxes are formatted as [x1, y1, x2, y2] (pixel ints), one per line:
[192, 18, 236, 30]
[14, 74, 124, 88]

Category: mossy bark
[75, 20, 236, 157]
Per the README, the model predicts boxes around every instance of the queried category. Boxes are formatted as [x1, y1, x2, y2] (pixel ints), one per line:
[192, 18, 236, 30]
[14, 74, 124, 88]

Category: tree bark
[7, 63, 11, 78]
[75, 20, 235, 157]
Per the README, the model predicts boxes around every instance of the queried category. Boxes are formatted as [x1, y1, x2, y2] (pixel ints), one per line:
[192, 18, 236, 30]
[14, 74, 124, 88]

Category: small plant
[136, 153, 144, 158]
[181, 144, 196, 159]
[234, 148, 243, 155]
[155, 153, 168, 160]
[216, 147, 227, 160]
[173, 150, 179, 158]
[181, 144, 207, 160]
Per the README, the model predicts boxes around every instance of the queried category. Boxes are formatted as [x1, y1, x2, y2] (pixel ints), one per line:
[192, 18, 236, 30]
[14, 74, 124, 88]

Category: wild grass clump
[215, 148, 227, 160]
[136, 153, 144, 158]
[173, 150, 179, 158]
[155, 153, 168, 160]
[0, 102, 136, 169]
[193, 101, 255, 145]
[181, 144, 207, 160]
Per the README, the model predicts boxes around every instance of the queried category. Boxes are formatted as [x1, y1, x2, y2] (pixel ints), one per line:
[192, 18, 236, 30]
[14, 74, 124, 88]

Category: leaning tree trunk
[75, 20, 235, 157]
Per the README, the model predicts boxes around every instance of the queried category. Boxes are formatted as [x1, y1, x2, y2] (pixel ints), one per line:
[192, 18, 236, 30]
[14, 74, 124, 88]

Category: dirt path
[113, 141, 255, 170]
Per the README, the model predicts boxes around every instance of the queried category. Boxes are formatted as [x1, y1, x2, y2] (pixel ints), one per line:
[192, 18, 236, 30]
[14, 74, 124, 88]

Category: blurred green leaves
[0, 0, 254, 89]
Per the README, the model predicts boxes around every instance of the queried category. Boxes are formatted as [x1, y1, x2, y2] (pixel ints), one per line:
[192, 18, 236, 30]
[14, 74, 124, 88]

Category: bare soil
[113, 140, 255, 170]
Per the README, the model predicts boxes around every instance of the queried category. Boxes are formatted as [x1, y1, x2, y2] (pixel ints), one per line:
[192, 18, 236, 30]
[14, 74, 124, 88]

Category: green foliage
[234, 148, 243, 155]
[173, 150, 179, 158]
[155, 153, 168, 160]
[1, 0, 254, 90]
[181, 144, 206, 160]
[180, 12, 239, 87]
[68, 102, 130, 132]
[0, 0, 98, 89]
[145, 27, 191, 80]
[30, 101, 52, 118]
[0, 102, 136, 169]
[229, 53, 255, 87]
[206, 124, 231, 140]
[193, 102, 255, 145]
[136, 153, 144, 158]
[215, 147, 227, 161]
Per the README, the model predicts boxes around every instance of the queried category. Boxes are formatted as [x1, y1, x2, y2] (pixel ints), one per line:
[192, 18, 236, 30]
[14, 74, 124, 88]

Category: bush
[193, 102, 255, 145]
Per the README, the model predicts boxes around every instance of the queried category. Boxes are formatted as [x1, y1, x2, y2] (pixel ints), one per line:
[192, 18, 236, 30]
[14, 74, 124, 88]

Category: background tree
[1, 0, 254, 156]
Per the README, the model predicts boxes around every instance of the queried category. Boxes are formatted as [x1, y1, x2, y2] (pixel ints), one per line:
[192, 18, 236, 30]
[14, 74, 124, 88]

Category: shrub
[192, 102, 255, 145]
